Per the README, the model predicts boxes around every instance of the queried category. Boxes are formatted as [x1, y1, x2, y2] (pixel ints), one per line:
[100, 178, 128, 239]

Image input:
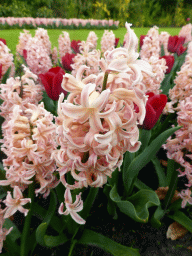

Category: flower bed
[0, 22, 192, 255]
[0, 17, 119, 30]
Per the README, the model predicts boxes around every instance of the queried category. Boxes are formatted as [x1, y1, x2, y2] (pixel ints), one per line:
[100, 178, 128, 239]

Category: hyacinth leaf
[134, 178, 152, 191]
[168, 199, 182, 212]
[110, 185, 160, 223]
[33, 202, 62, 233]
[166, 159, 178, 186]
[150, 205, 165, 228]
[3, 219, 20, 255]
[44, 234, 69, 248]
[123, 126, 181, 196]
[3, 218, 21, 242]
[36, 223, 48, 247]
[151, 157, 167, 187]
[168, 210, 192, 233]
[4, 236, 20, 256]
[104, 184, 118, 219]
[78, 229, 140, 256]
[36, 190, 57, 247]
[1, 66, 11, 84]
[162, 163, 179, 211]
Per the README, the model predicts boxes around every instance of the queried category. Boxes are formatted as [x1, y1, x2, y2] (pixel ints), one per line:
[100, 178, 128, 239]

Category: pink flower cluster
[0, 66, 57, 196]
[163, 95, 192, 207]
[139, 26, 168, 93]
[71, 41, 101, 77]
[140, 26, 161, 59]
[58, 31, 72, 59]
[163, 35, 192, 208]
[86, 31, 98, 50]
[179, 23, 192, 44]
[16, 28, 53, 75]
[0, 17, 119, 28]
[101, 30, 115, 54]
[169, 41, 192, 103]
[0, 41, 15, 81]
[52, 24, 153, 209]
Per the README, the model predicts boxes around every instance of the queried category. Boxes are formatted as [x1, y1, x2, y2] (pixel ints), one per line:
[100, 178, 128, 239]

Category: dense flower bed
[0, 17, 119, 30]
[0, 22, 192, 255]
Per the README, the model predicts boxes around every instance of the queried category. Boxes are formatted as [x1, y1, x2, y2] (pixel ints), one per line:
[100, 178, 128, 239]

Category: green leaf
[44, 233, 69, 247]
[3, 219, 21, 243]
[1, 66, 11, 84]
[123, 126, 181, 196]
[168, 199, 182, 212]
[36, 222, 48, 247]
[3, 219, 20, 255]
[33, 202, 62, 233]
[78, 229, 140, 256]
[41, 91, 56, 115]
[36, 190, 57, 246]
[166, 159, 176, 186]
[150, 205, 164, 228]
[104, 184, 118, 219]
[110, 185, 160, 223]
[162, 163, 179, 211]
[160, 44, 165, 56]
[137, 129, 151, 155]
[168, 210, 192, 233]
[151, 157, 167, 187]
[134, 178, 152, 191]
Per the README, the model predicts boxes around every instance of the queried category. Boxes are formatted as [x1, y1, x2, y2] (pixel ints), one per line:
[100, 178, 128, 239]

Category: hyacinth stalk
[20, 182, 35, 256]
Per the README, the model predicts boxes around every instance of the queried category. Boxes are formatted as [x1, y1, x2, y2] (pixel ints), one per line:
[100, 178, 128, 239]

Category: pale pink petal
[91, 89, 110, 109]
[70, 211, 86, 225]
[62, 103, 86, 118]
[64, 188, 73, 204]
[81, 83, 96, 107]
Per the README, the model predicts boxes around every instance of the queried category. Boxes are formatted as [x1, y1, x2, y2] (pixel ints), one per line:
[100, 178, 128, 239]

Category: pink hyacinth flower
[58, 188, 85, 225]
[3, 186, 31, 219]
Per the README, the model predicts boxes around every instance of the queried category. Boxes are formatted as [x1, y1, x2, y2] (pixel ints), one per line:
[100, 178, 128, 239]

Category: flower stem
[20, 182, 35, 256]
[102, 72, 109, 91]
[68, 239, 77, 256]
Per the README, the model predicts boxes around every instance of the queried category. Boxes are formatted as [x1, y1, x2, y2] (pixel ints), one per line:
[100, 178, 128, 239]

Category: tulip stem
[102, 72, 108, 91]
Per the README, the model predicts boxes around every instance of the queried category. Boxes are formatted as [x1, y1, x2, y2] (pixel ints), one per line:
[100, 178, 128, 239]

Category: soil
[71, 201, 192, 256]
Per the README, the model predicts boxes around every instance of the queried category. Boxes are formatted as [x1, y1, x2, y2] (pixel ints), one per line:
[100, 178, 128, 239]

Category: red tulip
[0, 38, 6, 45]
[168, 36, 186, 56]
[141, 92, 167, 130]
[23, 49, 27, 61]
[39, 67, 67, 101]
[140, 35, 146, 48]
[62, 53, 75, 72]
[160, 55, 175, 74]
[115, 38, 120, 48]
[71, 40, 81, 54]
[176, 44, 187, 56]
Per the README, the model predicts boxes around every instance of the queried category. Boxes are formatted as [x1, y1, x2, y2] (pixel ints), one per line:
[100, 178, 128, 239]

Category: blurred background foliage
[0, 0, 191, 27]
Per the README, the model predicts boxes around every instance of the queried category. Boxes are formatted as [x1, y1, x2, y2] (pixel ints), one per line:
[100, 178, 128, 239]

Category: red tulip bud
[141, 92, 167, 130]
[39, 67, 67, 101]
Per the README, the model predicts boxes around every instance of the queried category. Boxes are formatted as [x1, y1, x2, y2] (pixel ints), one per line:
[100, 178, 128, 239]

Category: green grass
[0, 27, 181, 56]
